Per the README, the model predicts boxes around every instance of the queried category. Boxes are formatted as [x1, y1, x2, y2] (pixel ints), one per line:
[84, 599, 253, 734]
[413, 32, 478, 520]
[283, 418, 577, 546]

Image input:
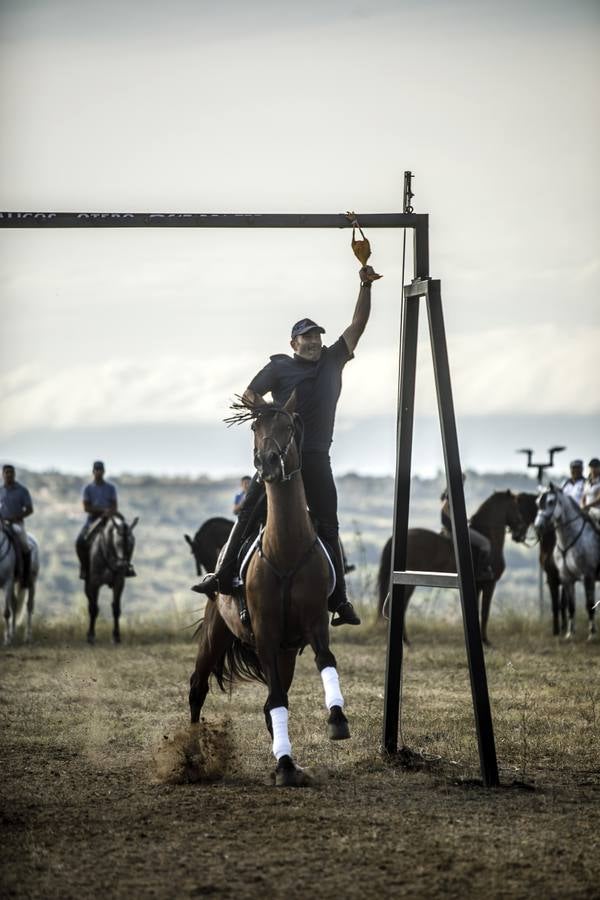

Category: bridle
[538, 490, 588, 558]
[253, 409, 303, 483]
[99, 517, 132, 573]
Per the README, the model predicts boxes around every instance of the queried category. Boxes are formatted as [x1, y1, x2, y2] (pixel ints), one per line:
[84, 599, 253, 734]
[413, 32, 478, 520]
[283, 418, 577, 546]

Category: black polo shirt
[247, 336, 353, 452]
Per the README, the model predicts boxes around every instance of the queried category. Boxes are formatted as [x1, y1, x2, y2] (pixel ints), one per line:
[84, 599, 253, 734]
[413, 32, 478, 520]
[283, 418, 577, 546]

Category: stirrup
[331, 600, 361, 627]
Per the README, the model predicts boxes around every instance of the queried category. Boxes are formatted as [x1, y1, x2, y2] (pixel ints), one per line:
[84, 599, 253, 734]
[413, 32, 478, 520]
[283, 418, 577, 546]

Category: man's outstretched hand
[359, 265, 382, 283]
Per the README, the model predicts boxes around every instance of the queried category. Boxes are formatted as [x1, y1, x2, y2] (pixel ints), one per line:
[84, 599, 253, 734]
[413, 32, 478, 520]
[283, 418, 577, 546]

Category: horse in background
[85, 515, 138, 645]
[1, 528, 40, 645]
[189, 393, 349, 786]
[516, 492, 565, 636]
[535, 485, 600, 640]
[184, 517, 233, 576]
[377, 490, 527, 645]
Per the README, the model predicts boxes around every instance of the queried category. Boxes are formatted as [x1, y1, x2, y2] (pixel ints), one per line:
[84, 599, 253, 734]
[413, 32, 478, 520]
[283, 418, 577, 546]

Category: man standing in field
[193, 264, 380, 626]
[0, 463, 34, 584]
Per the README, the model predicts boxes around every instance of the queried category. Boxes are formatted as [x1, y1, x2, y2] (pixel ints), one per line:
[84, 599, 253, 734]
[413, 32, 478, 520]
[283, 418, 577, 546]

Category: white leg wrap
[270, 706, 292, 760]
[321, 666, 344, 710]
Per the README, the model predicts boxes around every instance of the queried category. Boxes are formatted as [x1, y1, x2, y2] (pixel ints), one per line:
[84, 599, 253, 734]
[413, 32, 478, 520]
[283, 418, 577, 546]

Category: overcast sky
[1, 0, 598, 475]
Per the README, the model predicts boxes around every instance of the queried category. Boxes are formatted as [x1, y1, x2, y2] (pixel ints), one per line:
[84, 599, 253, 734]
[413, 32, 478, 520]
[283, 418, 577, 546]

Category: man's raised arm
[342, 265, 380, 355]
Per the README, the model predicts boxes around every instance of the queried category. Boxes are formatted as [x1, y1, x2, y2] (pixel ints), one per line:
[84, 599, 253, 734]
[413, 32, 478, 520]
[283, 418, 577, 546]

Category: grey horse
[85, 515, 138, 645]
[535, 485, 600, 640]
[1, 528, 40, 645]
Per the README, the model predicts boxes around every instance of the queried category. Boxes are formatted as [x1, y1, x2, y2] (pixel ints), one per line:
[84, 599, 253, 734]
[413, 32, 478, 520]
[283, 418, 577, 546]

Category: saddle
[235, 526, 336, 597]
[229, 526, 336, 628]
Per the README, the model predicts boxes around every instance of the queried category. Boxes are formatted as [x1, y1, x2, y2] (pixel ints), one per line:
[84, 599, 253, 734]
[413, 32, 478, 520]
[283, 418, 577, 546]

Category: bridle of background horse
[96, 517, 132, 574]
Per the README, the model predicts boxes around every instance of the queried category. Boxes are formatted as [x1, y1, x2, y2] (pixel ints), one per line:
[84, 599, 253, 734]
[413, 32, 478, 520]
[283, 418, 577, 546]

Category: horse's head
[535, 484, 561, 535]
[504, 490, 528, 543]
[243, 390, 302, 484]
[514, 491, 539, 543]
[106, 515, 137, 572]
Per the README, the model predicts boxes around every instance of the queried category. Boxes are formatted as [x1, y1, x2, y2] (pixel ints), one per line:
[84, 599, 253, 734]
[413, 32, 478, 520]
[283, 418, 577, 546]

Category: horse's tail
[193, 616, 266, 691]
[377, 537, 392, 617]
[214, 638, 266, 691]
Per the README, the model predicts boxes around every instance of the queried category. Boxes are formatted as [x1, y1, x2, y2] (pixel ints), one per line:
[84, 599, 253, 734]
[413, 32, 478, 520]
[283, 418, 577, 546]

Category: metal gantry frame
[0, 194, 499, 787]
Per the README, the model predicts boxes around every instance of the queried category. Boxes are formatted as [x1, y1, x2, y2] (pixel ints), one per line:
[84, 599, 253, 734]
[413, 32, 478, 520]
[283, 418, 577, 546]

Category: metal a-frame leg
[382, 291, 420, 754]
[383, 277, 499, 788]
[426, 279, 499, 787]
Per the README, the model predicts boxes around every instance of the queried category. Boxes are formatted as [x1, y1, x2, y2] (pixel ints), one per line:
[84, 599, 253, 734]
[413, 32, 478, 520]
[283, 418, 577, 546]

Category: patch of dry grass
[1, 615, 600, 899]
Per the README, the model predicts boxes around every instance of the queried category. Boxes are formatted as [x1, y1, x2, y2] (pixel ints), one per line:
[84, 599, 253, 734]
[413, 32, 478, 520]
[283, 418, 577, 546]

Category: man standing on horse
[0, 464, 33, 585]
[76, 461, 135, 580]
[193, 264, 381, 626]
[562, 459, 586, 505]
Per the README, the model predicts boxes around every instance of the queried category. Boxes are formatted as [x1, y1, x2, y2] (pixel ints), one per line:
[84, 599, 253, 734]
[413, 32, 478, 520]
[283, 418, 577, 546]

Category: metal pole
[383, 288, 420, 753]
[427, 281, 499, 788]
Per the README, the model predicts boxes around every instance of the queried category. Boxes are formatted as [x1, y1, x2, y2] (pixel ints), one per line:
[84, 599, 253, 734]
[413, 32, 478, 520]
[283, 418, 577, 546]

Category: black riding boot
[191, 476, 265, 599]
[21, 549, 31, 585]
[76, 537, 88, 580]
[326, 538, 361, 627]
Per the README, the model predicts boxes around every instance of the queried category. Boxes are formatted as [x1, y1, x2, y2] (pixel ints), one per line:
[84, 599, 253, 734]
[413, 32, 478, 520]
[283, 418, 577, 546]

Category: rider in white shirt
[581, 457, 600, 525]
[562, 459, 586, 506]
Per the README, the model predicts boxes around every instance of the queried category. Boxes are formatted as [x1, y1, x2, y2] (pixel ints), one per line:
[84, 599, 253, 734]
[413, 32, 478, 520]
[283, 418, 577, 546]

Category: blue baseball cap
[291, 318, 326, 339]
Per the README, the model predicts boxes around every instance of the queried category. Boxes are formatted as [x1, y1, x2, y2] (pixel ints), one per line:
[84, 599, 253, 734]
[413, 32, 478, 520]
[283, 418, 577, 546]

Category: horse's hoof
[274, 755, 307, 787]
[327, 705, 350, 741]
[112, 632, 121, 645]
[86, 632, 95, 645]
[587, 632, 597, 642]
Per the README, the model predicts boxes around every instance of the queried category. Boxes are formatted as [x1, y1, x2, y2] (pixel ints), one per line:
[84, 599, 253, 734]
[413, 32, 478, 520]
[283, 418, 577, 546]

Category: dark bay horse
[516, 492, 565, 636]
[85, 515, 138, 645]
[377, 490, 527, 644]
[184, 517, 233, 576]
[189, 392, 349, 786]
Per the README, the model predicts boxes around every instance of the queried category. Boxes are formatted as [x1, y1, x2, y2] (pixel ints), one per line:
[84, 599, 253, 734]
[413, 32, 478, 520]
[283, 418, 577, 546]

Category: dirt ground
[2, 616, 600, 899]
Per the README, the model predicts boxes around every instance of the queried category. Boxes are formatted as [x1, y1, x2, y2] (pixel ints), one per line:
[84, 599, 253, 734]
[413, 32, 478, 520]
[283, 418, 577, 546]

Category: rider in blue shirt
[0, 464, 34, 584]
[75, 461, 134, 579]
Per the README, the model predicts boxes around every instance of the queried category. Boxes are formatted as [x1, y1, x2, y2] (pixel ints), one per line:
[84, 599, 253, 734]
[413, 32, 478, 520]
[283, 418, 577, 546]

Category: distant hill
[12, 467, 547, 624]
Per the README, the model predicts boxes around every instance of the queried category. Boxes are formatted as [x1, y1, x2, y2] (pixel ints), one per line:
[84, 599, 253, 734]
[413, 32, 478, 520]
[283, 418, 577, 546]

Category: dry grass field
[2, 613, 600, 899]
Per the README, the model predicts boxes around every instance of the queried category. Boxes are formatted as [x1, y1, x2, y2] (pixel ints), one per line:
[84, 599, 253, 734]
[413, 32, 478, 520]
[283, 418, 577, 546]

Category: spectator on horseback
[233, 476, 252, 517]
[582, 458, 600, 526]
[562, 459, 586, 505]
[440, 474, 494, 580]
[76, 461, 135, 580]
[0, 464, 33, 585]
[192, 263, 381, 626]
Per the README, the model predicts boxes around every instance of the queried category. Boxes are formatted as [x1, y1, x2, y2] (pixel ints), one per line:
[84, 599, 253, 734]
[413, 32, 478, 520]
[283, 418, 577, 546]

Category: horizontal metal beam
[392, 570, 459, 589]
[0, 211, 427, 230]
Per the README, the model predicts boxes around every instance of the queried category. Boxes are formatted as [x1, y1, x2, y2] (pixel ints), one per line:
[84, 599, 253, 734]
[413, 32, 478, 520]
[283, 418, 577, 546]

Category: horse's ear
[284, 390, 297, 414]
[131, 516, 139, 530]
[184, 534, 193, 547]
[245, 389, 265, 408]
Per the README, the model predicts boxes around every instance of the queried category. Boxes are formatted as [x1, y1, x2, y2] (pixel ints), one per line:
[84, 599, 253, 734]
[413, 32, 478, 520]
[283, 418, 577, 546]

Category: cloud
[2, 323, 598, 439]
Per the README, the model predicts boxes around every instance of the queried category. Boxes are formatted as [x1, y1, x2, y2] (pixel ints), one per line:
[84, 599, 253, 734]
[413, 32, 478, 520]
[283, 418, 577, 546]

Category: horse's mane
[470, 490, 513, 526]
[224, 394, 287, 427]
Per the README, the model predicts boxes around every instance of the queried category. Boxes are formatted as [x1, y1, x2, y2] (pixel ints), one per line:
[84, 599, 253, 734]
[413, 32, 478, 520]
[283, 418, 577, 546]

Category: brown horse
[515, 492, 565, 636]
[377, 490, 527, 644]
[189, 392, 350, 786]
